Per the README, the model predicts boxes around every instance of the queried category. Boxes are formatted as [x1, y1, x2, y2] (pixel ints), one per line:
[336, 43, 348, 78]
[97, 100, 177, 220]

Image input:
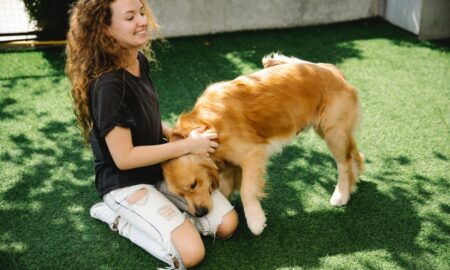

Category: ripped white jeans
[101, 182, 234, 269]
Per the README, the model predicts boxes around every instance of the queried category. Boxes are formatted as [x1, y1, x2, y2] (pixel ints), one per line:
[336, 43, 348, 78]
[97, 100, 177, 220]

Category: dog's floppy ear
[201, 158, 220, 192]
[209, 169, 220, 192]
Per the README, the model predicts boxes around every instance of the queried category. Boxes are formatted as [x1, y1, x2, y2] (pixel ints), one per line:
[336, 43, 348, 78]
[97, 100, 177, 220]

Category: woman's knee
[216, 209, 239, 239]
[171, 219, 205, 268]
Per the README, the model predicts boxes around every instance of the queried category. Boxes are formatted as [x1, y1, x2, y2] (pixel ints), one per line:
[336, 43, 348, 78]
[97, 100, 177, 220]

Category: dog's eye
[190, 180, 197, 190]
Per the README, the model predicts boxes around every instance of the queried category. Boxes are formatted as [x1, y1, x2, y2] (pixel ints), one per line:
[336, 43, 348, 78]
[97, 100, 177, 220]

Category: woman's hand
[185, 127, 219, 157]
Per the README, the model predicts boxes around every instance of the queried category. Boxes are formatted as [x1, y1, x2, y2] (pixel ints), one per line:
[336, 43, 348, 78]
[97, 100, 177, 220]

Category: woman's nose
[138, 13, 148, 25]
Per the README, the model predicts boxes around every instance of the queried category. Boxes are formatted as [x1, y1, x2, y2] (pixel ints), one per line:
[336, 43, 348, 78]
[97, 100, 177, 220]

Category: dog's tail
[262, 52, 312, 68]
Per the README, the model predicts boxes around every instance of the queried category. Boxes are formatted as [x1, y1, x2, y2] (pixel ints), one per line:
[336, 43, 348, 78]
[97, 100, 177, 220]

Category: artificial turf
[0, 18, 449, 270]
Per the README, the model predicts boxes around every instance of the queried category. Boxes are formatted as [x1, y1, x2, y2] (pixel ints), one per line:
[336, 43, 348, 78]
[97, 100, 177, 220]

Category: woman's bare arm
[105, 126, 218, 170]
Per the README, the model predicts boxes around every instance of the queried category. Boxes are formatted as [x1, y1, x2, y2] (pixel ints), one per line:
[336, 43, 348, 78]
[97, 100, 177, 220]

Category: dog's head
[162, 153, 220, 217]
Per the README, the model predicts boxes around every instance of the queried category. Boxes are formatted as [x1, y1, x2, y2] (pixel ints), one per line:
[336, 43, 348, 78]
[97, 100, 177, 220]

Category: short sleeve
[90, 76, 136, 138]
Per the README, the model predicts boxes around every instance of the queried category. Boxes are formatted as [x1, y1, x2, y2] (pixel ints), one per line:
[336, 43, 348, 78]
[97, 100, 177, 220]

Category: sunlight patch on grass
[67, 204, 84, 214]
[284, 207, 298, 217]
[0, 241, 27, 253]
[0, 201, 39, 212]
[67, 206, 89, 231]
[51, 217, 67, 226]
[319, 250, 400, 269]
[29, 179, 56, 197]
[224, 51, 259, 75]
[28, 201, 42, 213]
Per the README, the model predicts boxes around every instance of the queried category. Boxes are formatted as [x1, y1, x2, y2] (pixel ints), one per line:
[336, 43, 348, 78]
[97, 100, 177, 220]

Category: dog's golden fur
[163, 53, 364, 235]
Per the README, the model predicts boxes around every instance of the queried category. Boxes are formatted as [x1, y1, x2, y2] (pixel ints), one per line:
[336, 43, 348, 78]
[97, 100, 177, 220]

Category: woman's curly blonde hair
[65, 0, 159, 142]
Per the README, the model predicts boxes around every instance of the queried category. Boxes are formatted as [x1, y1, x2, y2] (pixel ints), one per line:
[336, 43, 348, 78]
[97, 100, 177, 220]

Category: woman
[65, 0, 238, 269]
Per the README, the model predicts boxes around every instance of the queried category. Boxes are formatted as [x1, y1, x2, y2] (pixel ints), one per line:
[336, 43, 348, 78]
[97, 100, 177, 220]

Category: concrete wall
[148, 0, 381, 38]
[419, 0, 450, 40]
[382, 0, 450, 39]
[384, 0, 422, 34]
[147, 0, 449, 40]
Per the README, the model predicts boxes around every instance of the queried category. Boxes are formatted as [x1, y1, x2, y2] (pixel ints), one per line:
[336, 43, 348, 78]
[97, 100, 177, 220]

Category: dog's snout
[195, 206, 209, 217]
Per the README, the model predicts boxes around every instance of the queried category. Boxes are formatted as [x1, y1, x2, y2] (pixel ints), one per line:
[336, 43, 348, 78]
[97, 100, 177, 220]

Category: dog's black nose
[195, 207, 208, 217]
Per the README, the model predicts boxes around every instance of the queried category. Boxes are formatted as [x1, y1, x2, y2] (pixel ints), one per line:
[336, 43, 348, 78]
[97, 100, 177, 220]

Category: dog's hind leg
[239, 150, 268, 235]
[324, 130, 355, 206]
[317, 86, 364, 206]
[323, 128, 362, 206]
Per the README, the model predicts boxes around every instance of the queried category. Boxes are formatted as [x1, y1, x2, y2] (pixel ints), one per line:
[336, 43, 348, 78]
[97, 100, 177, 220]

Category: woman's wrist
[173, 137, 192, 156]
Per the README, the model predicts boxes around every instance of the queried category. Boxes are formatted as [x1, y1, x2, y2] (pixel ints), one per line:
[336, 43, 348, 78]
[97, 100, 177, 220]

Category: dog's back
[262, 52, 345, 79]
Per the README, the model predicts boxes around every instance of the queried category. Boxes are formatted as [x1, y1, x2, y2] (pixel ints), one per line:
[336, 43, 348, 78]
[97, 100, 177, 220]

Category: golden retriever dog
[162, 53, 364, 235]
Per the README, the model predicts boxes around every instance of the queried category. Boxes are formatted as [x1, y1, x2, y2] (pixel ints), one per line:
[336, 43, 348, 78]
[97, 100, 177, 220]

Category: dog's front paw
[330, 189, 350, 206]
[245, 206, 267, 235]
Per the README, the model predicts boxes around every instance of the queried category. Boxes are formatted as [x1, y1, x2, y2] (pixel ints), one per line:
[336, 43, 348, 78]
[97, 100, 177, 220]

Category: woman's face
[107, 0, 149, 50]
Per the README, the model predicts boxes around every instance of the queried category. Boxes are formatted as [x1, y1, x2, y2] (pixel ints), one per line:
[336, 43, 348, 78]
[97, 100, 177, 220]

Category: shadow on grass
[0, 97, 21, 120]
[0, 47, 65, 90]
[0, 119, 94, 267]
[194, 144, 423, 270]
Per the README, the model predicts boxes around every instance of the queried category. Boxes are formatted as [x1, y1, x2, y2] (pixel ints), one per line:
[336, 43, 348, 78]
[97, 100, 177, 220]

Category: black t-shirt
[89, 52, 165, 197]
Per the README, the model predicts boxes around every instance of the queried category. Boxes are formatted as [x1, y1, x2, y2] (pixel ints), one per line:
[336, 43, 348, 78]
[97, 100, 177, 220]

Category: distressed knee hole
[126, 188, 148, 205]
[158, 205, 177, 221]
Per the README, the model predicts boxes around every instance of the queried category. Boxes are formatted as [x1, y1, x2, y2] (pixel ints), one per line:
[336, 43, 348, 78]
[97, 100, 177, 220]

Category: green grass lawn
[1, 18, 449, 270]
